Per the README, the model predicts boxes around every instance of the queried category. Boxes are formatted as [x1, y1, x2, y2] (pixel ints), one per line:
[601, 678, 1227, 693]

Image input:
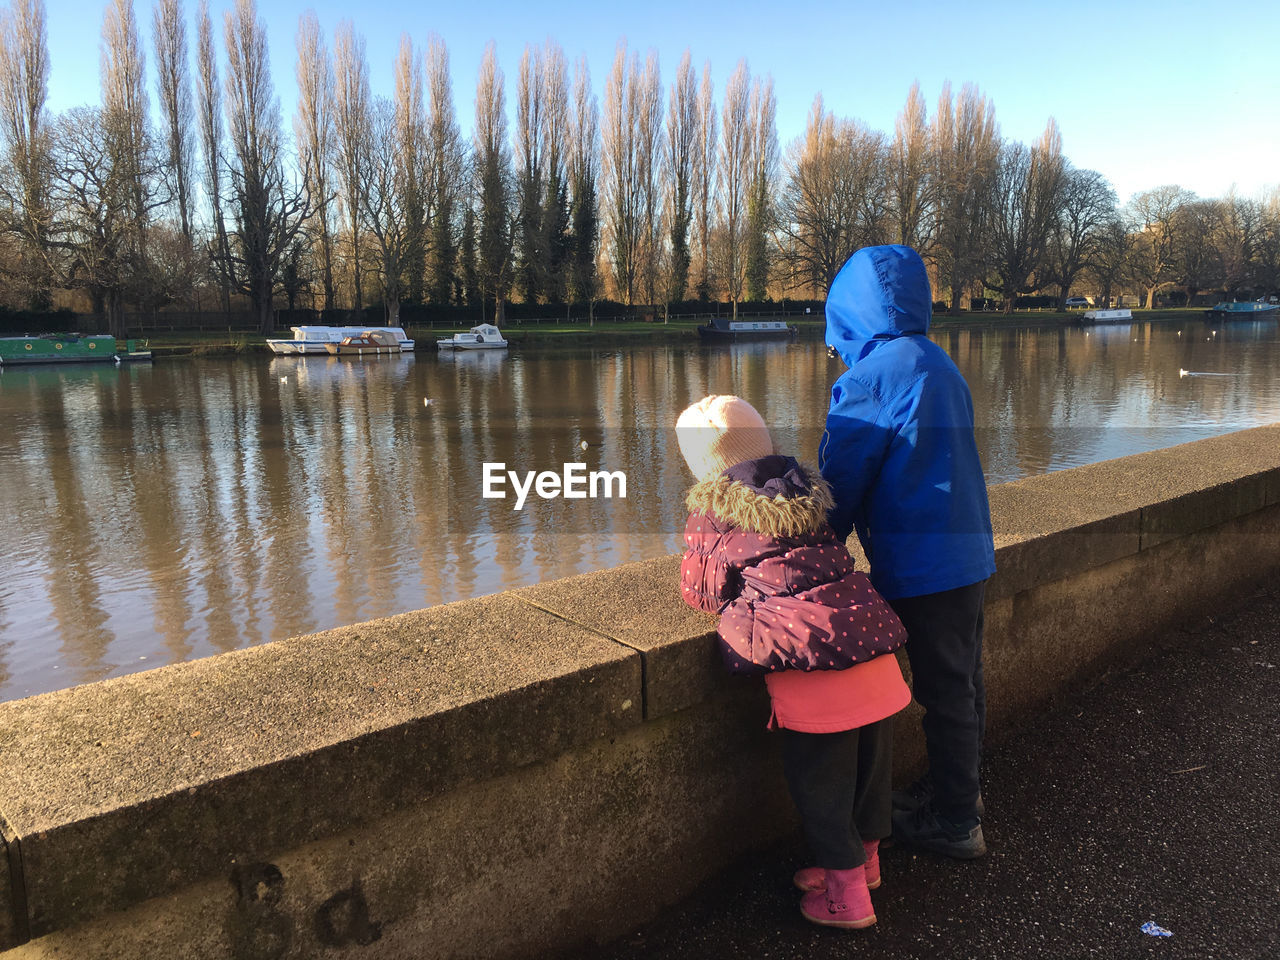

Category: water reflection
[2, 318, 1278, 699]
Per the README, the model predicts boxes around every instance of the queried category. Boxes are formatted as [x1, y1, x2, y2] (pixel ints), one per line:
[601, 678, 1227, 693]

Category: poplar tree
[932, 81, 999, 312]
[194, 0, 230, 315]
[539, 41, 569, 304]
[514, 42, 544, 303]
[717, 60, 750, 316]
[100, 0, 153, 332]
[424, 33, 463, 305]
[473, 42, 512, 323]
[664, 50, 698, 304]
[566, 54, 597, 315]
[692, 61, 716, 302]
[333, 20, 369, 314]
[152, 0, 193, 241]
[0, 0, 52, 308]
[361, 97, 408, 323]
[744, 73, 777, 302]
[221, 0, 310, 333]
[889, 81, 932, 251]
[294, 11, 336, 311]
[393, 35, 426, 303]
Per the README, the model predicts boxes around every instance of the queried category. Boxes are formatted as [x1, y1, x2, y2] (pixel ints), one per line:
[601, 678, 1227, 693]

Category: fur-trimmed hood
[685, 456, 834, 539]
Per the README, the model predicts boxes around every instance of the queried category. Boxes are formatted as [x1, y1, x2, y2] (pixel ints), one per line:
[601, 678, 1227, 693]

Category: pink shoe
[800, 867, 876, 930]
[792, 841, 882, 893]
[863, 839, 881, 889]
[792, 866, 826, 892]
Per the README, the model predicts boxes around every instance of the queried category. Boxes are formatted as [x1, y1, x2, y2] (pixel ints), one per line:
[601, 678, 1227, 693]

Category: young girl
[675, 394, 911, 930]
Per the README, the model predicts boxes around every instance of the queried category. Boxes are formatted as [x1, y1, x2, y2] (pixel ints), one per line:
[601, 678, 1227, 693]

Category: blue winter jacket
[818, 245, 995, 601]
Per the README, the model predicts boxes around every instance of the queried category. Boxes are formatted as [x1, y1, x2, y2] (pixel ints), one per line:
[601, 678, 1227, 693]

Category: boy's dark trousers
[780, 719, 893, 869]
[889, 580, 986, 824]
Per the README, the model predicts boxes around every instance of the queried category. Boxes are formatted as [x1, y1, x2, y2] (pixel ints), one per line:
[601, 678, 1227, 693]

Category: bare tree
[716, 59, 750, 316]
[664, 49, 698, 303]
[333, 20, 369, 314]
[0, 0, 51, 307]
[744, 72, 777, 301]
[1088, 214, 1131, 306]
[888, 80, 932, 251]
[566, 54, 597, 315]
[194, 0, 230, 315]
[46, 106, 165, 333]
[294, 10, 335, 310]
[1252, 190, 1280, 296]
[361, 97, 409, 322]
[473, 41, 512, 322]
[633, 50, 662, 306]
[539, 41, 570, 304]
[986, 119, 1065, 312]
[393, 34, 425, 303]
[692, 60, 716, 301]
[777, 95, 888, 296]
[931, 81, 999, 312]
[601, 42, 641, 305]
[221, 0, 310, 333]
[1173, 198, 1220, 306]
[514, 42, 545, 302]
[423, 33, 463, 305]
[152, 0, 193, 241]
[101, 0, 151, 311]
[1045, 166, 1116, 304]
[1214, 190, 1261, 297]
[1128, 184, 1193, 308]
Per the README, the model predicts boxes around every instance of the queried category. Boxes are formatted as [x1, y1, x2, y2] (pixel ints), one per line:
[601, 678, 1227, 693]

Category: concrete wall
[3, 425, 1279, 959]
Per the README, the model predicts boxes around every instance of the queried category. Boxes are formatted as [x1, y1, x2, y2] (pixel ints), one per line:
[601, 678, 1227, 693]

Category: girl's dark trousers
[780, 719, 893, 869]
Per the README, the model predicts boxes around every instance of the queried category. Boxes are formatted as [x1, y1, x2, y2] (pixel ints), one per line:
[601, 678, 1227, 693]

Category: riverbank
[129, 308, 1212, 358]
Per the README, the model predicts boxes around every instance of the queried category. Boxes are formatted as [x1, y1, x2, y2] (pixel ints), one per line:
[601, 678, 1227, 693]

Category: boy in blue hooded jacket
[818, 244, 996, 859]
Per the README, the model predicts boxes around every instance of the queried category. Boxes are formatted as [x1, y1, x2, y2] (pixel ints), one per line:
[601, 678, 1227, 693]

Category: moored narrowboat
[0, 334, 152, 366]
[697, 316, 797, 341]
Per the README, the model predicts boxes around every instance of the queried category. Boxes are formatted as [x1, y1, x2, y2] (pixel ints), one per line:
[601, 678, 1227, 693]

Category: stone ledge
[516, 557, 737, 720]
[0, 593, 640, 939]
[987, 425, 1280, 599]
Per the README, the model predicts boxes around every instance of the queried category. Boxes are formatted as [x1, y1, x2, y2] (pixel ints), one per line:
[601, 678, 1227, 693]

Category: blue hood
[825, 245, 932, 365]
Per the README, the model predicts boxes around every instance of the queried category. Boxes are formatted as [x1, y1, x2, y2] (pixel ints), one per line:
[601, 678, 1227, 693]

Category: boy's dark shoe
[891, 774, 935, 812]
[892, 773, 985, 818]
[891, 803, 987, 859]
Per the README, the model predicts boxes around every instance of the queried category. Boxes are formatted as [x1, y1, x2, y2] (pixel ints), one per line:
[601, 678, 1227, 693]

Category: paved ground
[565, 587, 1280, 960]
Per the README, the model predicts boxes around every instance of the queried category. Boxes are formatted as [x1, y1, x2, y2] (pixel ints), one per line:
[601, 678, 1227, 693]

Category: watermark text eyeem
[482, 462, 627, 510]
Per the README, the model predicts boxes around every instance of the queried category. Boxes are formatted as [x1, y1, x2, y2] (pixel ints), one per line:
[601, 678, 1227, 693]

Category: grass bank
[133, 308, 1212, 358]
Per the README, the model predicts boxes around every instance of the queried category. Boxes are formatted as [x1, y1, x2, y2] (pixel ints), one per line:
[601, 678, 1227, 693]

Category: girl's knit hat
[675, 395, 774, 481]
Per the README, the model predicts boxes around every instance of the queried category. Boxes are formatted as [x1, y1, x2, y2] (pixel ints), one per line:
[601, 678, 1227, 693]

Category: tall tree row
[5, 6, 1280, 328]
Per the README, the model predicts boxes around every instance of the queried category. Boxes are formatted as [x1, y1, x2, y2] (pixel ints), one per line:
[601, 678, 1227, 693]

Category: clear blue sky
[40, 0, 1280, 205]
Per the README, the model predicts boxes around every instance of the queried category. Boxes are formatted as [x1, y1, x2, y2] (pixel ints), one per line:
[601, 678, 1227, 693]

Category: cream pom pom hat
[675, 395, 775, 481]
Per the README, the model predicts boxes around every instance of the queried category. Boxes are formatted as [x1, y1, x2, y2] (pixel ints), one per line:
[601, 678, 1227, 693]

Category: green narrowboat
[0, 334, 152, 366]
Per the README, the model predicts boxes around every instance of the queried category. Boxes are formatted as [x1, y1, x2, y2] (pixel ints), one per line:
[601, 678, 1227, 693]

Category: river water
[2, 317, 1278, 701]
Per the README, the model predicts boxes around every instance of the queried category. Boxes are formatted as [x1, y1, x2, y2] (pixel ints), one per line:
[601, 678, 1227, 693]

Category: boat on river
[697, 316, 797, 341]
[436, 323, 509, 350]
[324, 329, 405, 356]
[1080, 309, 1133, 323]
[266, 325, 414, 355]
[1203, 300, 1279, 320]
[0, 333, 151, 366]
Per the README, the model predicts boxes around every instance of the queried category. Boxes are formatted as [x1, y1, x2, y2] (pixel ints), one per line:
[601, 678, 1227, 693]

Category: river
[2, 317, 1278, 700]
